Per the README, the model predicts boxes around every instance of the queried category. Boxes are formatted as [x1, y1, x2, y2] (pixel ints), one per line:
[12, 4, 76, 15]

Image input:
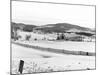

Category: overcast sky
[12, 1, 95, 28]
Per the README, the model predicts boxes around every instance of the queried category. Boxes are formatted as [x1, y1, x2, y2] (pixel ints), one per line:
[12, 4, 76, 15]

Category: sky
[12, 1, 95, 28]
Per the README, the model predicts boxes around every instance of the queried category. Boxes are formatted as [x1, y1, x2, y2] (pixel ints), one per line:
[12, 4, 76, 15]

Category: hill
[11, 22, 94, 34]
[35, 23, 92, 33]
[11, 22, 37, 32]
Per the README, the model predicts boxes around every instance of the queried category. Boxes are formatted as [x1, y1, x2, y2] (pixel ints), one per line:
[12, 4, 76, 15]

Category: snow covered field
[11, 41, 95, 74]
[15, 40, 95, 52]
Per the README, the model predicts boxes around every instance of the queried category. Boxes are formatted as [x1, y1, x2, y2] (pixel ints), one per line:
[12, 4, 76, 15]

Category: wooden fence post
[18, 60, 24, 74]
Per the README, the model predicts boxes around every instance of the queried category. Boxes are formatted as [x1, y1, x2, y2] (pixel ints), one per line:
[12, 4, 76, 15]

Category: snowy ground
[15, 40, 95, 52]
[11, 41, 95, 74]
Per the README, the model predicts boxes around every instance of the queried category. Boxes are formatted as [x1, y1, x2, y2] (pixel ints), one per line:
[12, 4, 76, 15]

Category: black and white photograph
[11, 0, 96, 74]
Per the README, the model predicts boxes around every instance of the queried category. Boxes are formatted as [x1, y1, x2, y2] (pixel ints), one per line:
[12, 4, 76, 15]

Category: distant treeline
[11, 22, 36, 32]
